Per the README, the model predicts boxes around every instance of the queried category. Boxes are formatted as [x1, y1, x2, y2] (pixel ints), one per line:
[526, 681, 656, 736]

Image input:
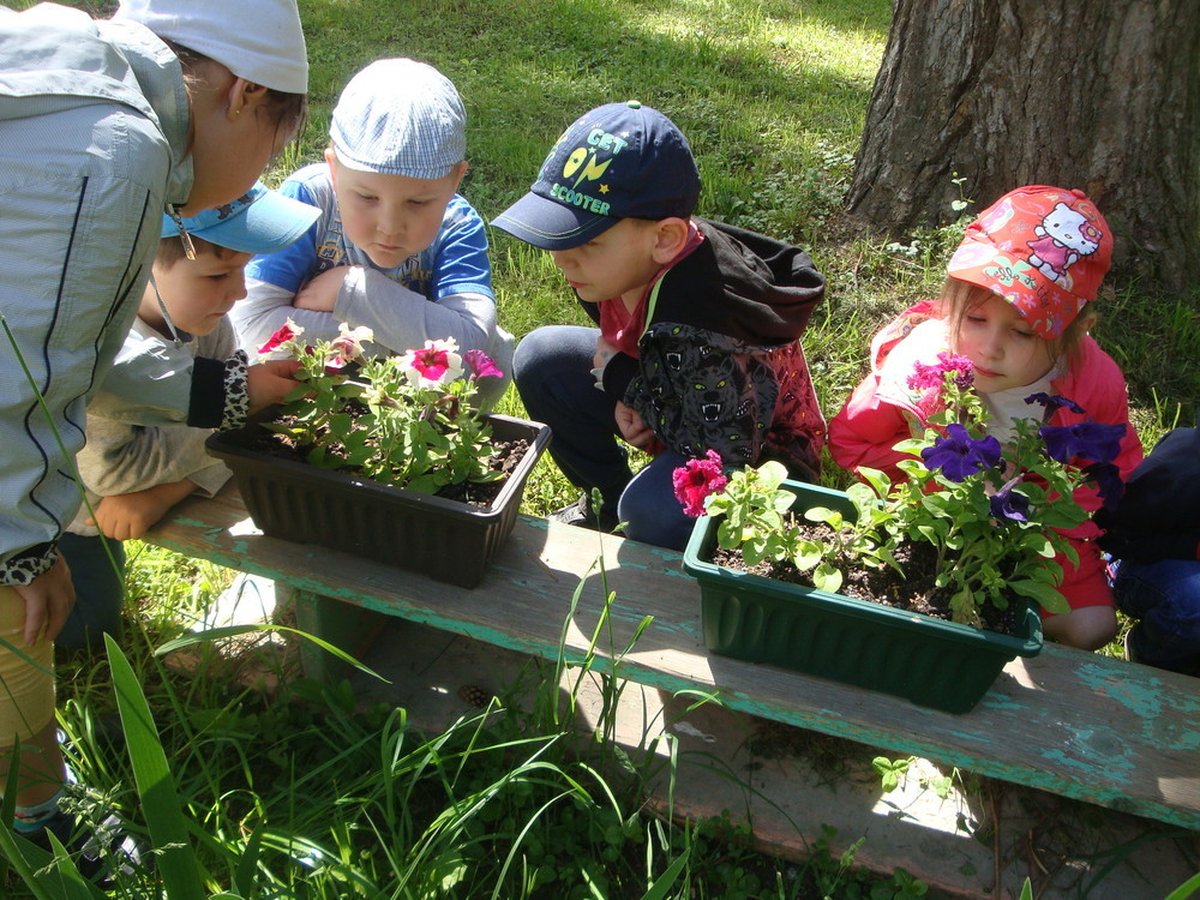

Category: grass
[7, 0, 1200, 895]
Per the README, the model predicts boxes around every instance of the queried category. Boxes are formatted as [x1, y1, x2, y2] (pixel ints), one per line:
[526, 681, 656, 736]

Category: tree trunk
[846, 0, 1200, 289]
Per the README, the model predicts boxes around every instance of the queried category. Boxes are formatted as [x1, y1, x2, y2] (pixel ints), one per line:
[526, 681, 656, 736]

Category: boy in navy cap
[58, 184, 319, 651]
[494, 101, 827, 549]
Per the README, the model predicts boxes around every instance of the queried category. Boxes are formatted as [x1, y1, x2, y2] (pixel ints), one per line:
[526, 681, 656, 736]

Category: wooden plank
[145, 485, 1200, 830]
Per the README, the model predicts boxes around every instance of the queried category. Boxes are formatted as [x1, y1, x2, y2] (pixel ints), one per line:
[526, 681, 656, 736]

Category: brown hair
[939, 277, 1095, 367]
[168, 42, 307, 146]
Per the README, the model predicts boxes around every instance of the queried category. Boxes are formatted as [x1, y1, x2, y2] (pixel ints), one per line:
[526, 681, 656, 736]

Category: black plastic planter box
[207, 414, 550, 588]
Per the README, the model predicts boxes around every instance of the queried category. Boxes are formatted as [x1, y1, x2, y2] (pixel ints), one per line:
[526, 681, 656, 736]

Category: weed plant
[6, 0, 1198, 895]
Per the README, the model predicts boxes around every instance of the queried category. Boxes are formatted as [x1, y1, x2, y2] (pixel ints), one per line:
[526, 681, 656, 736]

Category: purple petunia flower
[921, 423, 1002, 482]
[1039, 421, 1126, 465]
[1024, 393, 1086, 415]
[989, 477, 1031, 522]
[1084, 461, 1125, 510]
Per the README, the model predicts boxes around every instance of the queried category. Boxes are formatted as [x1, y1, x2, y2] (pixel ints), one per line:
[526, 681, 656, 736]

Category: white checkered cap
[330, 58, 466, 179]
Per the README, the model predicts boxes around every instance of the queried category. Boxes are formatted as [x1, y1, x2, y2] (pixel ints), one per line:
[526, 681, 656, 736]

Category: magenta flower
[400, 338, 464, 388]
[920, 423, 1001, 482]
[673, 450, 728, 517]
[1039, 421, 1125, 465]
[258, 320, 303, 355]
[907, 352, 975, 391]
[464, 348, 504, 380]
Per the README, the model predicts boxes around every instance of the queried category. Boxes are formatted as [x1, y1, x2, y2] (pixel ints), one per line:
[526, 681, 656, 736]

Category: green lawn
[10, 0, 1199, 895]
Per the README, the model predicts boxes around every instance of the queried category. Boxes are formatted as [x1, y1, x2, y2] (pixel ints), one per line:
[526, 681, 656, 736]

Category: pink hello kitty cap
[946, 185, 1113, 338]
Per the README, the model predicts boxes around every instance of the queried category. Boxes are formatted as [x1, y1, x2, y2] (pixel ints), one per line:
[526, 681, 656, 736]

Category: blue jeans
[57, 533, 125, 651]
[514, 325, 697, 551]
[1113, 558, 1200, 675]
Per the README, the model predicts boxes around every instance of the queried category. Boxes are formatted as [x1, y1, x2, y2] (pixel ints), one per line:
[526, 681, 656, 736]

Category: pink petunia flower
[907, 352, 974, 391]
[672, 449, 729, 517]
[258, 319, 304, 355]
[326, 323, 375, 370]
[464, 348, 504, 380]
[400, 338, 463, 388]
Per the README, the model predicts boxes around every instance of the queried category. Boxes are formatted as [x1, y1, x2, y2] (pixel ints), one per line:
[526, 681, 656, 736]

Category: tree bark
[847, 0, 1200, 288]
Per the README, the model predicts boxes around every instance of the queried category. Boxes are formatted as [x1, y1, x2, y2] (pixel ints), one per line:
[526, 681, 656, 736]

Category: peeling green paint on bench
[144, 486, 1200, 832]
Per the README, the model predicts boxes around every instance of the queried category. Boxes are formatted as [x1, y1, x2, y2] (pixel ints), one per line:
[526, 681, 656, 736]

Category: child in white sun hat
[0, 0, 307, 865]
[234, 57, 514, 408]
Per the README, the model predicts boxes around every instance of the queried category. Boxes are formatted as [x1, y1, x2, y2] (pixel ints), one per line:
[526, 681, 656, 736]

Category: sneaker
[1123, 627, 1143, 664]
[29, 807, 144, 883]
[551, 494, 619, 533]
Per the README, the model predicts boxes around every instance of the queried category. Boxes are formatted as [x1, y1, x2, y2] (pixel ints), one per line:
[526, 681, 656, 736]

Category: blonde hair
[155, 234, 243, 269]
[938, 277, 1094, 368]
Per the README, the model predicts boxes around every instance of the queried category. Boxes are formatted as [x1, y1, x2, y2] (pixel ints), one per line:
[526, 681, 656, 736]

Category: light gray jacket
[67, 316, 234, 538]
[0, 4, 192, 584]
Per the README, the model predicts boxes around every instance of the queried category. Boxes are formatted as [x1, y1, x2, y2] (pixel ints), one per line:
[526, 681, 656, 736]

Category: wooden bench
[145, 483, 1200, 835]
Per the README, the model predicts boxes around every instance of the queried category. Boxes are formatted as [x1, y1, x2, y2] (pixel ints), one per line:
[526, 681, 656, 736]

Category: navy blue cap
[161, 182, 320, 254]
[492, 101, 701, 250]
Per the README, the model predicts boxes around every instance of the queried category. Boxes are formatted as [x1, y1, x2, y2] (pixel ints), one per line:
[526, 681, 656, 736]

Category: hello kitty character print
[1026, 201, 1104, 288]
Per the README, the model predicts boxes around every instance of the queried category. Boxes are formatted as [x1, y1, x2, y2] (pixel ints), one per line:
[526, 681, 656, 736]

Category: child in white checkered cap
[234, 57, 514, 407]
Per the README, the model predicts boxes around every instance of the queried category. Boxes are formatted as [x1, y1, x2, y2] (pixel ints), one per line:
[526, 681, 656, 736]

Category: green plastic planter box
[682, 480, 1044, 713]
[207, 414, 550, 588]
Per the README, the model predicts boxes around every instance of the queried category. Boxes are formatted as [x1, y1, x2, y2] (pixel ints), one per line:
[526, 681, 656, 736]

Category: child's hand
[12, 555, 74, 645]
[90, 487, 179, 540]
[247, 359, 303, 414]
[293, 267, 349, 312]
[593, 337, 618, 371]
[615, 401, 655, 450]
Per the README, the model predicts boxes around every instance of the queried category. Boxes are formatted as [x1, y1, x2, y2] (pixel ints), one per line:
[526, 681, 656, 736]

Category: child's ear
[324, 147, 339, 187]
[651, 217, 690, 263]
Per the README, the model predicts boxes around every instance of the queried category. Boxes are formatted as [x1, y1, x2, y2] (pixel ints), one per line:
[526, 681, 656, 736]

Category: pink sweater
[829, 301, 1144, 542]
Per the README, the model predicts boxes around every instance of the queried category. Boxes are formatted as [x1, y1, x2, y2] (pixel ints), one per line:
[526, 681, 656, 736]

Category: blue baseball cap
[160, 182, 320, 254]
[492, 101, 701, 250]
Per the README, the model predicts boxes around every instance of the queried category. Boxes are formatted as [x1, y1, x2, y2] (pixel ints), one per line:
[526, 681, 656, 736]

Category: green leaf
[805, 506, 843, 529]
[755, 460, 789, 490]
[1009, 579, 1071, 615]
[792, 540, 823, 571]
[105, 635, 207, 899]
[856, 466, 892, 500]
[812, 562, 843, 593]
[1164, 871, 1200, 900]
[640, 848, 691, 900]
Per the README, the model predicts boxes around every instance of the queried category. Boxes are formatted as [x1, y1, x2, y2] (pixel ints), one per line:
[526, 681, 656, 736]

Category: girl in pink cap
[829, 185, 1143, 651]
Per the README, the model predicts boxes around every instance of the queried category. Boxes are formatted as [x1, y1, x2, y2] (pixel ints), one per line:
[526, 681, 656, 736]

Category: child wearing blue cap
[493, 101, 827, 549]
[233, 58, 513, 407]
[57, 185, 319, 652]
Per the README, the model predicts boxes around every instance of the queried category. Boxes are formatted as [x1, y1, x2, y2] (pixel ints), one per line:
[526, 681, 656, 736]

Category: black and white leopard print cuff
[220, 350, 250, 432]
[0, 542, 59, 587]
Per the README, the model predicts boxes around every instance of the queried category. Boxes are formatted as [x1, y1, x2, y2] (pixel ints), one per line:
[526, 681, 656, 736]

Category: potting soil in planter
[682, 481, 1043, 713]
[207, 414, 551, 588]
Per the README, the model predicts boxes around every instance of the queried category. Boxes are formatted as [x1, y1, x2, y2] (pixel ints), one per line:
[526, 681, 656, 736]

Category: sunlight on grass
[11, 0, 1199, 895]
